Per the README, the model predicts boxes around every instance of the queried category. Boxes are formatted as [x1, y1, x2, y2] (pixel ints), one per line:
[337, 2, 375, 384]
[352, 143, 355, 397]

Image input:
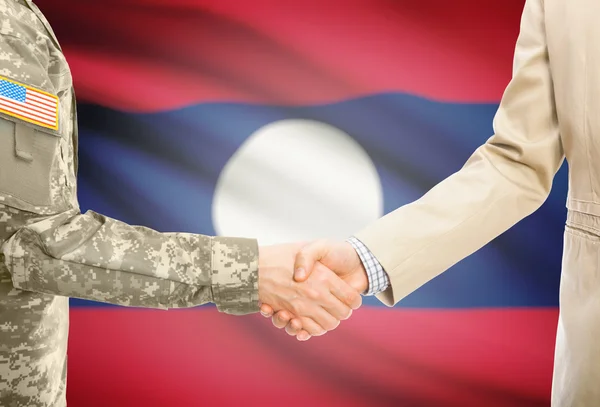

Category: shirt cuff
[346, 236, 390, 296]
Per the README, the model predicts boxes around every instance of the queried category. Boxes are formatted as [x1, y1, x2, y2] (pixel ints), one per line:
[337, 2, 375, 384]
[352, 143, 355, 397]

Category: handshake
[257, 240, 370, 341]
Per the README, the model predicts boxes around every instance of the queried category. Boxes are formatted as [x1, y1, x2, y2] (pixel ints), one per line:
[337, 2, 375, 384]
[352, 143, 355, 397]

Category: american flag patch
[0, 76, 59, 131]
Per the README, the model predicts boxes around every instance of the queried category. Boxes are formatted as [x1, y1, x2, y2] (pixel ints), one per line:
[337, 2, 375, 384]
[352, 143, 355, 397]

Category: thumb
[294, 240, 328, 282]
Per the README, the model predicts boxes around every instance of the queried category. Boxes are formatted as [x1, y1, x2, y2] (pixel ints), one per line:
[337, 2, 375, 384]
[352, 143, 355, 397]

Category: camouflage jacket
[0, 1, 259, 405]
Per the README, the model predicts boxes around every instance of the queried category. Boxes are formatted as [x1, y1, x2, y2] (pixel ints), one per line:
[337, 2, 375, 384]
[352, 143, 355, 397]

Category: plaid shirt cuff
[347, 236, 390, 296]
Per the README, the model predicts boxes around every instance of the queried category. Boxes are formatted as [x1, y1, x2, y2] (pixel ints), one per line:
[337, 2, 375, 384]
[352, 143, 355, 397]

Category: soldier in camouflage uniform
[0, 1, 362, 405]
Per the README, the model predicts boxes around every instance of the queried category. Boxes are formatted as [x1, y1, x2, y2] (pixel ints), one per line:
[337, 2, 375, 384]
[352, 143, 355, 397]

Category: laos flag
[35, 0, 563, 406]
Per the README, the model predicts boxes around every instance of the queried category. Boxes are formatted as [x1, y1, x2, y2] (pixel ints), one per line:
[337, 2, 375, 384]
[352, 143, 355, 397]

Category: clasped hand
[258, 240, 368, 341]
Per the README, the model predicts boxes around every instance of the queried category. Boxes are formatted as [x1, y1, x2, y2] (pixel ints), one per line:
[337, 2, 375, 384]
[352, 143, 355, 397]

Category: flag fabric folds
[33, 1, 561, 406]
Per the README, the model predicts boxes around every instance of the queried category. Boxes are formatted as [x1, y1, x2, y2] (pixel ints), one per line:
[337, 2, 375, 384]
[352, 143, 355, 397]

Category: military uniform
[0, 1, 259, 405]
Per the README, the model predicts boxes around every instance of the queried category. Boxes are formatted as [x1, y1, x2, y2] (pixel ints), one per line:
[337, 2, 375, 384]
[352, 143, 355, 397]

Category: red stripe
[28, 90, 56, 105]
[18, 97, 56, 116]
[0, 93, 55, 112]
[22, 101, 56, 116]
[67, 307, 556, 407]
[0, 99, 55, 123]
[0, 98, 56, 125]
[28, 93, 57, 109]
[0, 95, 56, 118]
[35, 0, 526, 112]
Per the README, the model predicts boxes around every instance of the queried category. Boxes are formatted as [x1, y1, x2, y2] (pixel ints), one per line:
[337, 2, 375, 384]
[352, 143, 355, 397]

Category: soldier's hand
[258, 243, 362, 338]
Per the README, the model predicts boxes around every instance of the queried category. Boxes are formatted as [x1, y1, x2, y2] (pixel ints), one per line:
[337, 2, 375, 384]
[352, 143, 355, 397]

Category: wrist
[257, 243, 302, 306]
[257, 245, 272, 304]
[343, 241, 369, 293]
[354, 262, 369, 294]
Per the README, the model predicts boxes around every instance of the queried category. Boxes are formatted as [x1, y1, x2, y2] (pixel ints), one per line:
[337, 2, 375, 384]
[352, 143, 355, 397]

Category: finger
[294, 240, 329, 282]
[321, 294, 353, 322]
[296, 330, 312, 341]
[284, 318, 304, 336]
[305, 276, 354, 321]
[297, 317, 327, 337]
[271, 310, 293, 329]
[260, 303, 274, 317]
[309, 263, 360, 315]
[328, 274, 363, 310]
[304, 305, 340, 332]
[293, 277, 350, 327]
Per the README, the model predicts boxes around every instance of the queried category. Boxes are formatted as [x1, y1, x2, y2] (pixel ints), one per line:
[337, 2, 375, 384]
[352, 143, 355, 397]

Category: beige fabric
[355, 0, 600, 405]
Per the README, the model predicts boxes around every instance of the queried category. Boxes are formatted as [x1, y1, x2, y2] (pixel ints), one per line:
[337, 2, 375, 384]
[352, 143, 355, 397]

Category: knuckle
[346, 292, 359, 306]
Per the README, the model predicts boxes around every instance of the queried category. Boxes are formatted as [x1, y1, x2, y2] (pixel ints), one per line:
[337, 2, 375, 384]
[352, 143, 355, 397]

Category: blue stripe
[70, 93, 567, 308]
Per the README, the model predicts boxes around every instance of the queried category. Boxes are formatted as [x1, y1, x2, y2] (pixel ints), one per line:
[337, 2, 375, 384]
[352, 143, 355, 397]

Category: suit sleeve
[354, 0, 564, 306]
[1, 210, 259, 315]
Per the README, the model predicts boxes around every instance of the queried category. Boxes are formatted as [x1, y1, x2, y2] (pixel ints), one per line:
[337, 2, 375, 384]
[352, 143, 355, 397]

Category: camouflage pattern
[0, 1, 259, 405]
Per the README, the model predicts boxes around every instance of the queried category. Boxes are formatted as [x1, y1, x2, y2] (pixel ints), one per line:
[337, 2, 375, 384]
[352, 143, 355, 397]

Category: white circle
[212, 119, 383, 245]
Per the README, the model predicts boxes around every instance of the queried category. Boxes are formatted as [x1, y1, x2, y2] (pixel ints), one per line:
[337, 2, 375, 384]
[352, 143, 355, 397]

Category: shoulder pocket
[0, 113, 67, 213]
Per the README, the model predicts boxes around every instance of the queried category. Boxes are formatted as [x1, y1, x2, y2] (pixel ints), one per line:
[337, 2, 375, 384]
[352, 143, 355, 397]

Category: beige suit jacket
[355, 0, 599, 405]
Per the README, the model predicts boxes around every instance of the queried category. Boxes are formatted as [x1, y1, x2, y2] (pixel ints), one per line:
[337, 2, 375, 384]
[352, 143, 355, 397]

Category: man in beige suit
[261, 0, 597, 404]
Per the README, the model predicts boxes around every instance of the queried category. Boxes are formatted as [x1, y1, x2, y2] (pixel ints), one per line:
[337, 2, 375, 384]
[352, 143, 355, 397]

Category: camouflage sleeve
[1, 209, 259, 315]
[0, 0, 258, 315]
